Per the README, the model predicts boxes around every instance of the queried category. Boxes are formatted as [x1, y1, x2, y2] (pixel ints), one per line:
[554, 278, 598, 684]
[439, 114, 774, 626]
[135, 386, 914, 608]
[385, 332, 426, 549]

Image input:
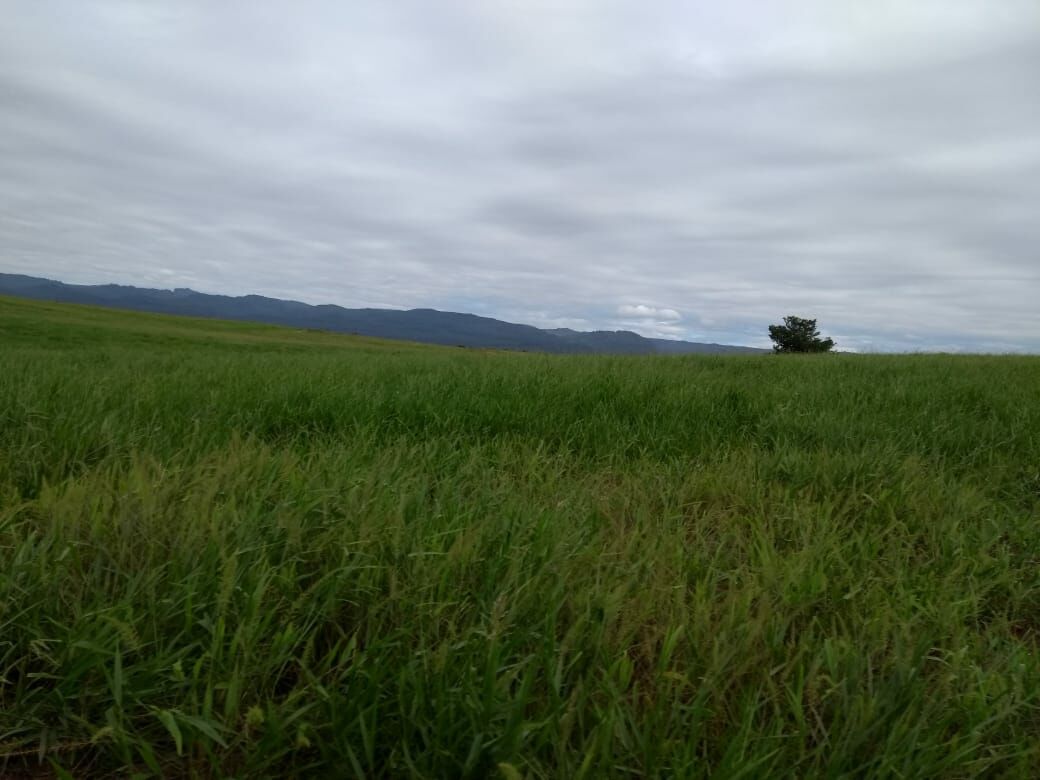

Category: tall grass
[1, 295, 1039, 777]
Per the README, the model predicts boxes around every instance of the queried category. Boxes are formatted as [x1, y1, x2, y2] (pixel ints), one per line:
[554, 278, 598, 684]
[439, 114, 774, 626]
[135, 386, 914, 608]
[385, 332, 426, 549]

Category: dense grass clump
[1, 295, 1039, 777]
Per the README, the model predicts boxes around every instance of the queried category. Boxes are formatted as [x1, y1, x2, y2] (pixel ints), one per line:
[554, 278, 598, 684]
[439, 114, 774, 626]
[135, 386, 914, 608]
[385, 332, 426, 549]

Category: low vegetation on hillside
[1, 296, 1038, 777]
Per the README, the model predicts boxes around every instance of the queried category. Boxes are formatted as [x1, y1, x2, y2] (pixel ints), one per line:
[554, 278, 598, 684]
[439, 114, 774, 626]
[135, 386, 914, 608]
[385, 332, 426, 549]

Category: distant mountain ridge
[0, 273, 767, 355]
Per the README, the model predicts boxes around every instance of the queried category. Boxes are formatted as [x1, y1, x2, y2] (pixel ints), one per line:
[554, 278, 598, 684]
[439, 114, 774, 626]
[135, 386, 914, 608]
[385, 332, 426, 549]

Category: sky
[1, 1, 1039, 351]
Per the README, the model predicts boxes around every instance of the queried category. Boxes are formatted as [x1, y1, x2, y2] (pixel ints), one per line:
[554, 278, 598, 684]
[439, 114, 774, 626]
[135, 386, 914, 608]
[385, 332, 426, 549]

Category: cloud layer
[2, 1, 1038, 351]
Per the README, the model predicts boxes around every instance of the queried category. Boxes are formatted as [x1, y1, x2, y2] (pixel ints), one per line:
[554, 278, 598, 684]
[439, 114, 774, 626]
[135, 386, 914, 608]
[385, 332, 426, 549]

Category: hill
[0, 272, 766, 354]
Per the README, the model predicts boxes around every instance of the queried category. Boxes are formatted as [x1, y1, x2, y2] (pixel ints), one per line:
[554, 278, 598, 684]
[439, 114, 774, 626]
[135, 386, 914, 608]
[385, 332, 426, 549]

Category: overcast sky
[2, 1, 1038, 351]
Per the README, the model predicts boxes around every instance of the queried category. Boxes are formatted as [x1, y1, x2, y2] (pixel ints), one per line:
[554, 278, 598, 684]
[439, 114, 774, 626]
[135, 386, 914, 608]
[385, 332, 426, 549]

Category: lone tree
[768, 316, 835, 353]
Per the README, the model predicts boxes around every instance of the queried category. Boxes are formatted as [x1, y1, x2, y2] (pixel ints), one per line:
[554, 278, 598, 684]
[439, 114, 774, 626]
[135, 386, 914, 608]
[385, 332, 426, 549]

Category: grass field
[1, 294, 1039, 778]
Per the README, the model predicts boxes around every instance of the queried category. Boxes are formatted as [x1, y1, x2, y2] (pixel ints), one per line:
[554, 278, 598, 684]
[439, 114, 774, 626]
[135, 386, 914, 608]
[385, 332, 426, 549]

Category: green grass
[1, 294, 1039, 778]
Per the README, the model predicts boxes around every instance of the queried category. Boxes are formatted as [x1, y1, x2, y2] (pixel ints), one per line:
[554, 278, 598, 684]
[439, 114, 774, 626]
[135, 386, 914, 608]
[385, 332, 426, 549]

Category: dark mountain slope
[0, 273, 767, 354]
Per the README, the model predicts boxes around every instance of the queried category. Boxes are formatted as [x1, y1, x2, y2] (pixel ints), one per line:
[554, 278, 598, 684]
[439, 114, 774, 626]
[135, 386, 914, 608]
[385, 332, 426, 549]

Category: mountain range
[0, 273, 767, 355]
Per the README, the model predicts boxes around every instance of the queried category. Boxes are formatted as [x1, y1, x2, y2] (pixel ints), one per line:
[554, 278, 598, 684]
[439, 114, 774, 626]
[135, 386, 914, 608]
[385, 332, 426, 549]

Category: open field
[1, 295, 1039, 777]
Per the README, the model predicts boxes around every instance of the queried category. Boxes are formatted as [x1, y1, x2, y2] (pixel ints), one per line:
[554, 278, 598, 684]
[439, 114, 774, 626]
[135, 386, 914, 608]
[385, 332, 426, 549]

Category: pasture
[1, 295, 1038, 777]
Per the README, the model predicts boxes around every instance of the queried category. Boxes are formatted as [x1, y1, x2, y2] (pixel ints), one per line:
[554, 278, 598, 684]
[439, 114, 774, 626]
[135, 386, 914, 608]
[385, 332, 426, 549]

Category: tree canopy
[768, 316, 835, 353]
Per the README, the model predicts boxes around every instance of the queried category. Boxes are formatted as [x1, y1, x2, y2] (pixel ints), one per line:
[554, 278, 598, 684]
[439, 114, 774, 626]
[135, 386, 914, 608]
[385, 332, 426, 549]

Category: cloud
[1, 1, 1038, 350]
[618, 305, 681, 321]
